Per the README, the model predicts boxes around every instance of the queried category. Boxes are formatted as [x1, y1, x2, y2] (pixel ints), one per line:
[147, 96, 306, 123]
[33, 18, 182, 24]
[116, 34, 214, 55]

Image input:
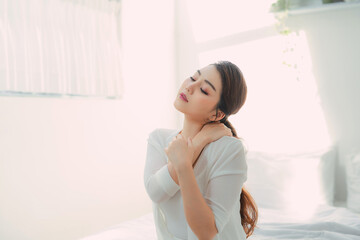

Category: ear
[209, 110, 225, 122]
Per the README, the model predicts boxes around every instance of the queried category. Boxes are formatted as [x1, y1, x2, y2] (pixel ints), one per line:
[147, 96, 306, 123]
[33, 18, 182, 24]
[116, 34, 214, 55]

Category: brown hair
[209, 60, 258, 238]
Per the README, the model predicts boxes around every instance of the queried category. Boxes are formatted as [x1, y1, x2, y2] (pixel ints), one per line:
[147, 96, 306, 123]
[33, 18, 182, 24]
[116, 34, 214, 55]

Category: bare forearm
[191, 133, 209, 166]
[177, 164, 217, 239]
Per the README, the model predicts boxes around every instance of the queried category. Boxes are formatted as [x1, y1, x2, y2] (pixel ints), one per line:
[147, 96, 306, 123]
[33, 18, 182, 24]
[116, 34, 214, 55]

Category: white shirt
[143, 128, 248, 240]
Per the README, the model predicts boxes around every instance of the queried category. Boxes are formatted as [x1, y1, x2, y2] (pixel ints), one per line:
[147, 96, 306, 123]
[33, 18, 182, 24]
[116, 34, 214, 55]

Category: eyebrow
[197, 69, 216, 92]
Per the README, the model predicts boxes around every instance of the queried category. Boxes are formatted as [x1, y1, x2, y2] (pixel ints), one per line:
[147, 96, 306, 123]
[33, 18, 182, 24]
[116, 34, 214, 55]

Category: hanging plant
[269, 0, 302, 81]
[270, 0, 291, 35]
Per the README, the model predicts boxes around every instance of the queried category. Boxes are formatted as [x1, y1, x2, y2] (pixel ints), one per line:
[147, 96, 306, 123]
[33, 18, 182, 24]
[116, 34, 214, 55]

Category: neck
[180, 115, 205, 140]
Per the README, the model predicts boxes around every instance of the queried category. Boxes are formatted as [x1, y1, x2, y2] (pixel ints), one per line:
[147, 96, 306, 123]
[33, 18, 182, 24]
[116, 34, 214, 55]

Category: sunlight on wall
[199, 30, 332, 153]
[184, 0, 277, 43]
[181, 0, 342, 222]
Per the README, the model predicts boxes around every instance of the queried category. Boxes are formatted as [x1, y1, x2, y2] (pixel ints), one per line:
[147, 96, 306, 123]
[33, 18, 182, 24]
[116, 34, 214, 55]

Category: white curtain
[0, 0, 123, 98]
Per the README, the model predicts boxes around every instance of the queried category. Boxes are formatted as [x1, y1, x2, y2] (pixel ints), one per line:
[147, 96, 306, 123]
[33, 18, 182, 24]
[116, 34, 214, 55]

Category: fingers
[227, 129, 232, 136]
[172, 133, 184, 142]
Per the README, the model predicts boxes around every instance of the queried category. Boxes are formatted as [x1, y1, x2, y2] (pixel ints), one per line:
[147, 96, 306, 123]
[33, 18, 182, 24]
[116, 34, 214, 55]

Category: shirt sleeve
[143, 129, 181, 203]
[187, 138, 247, 239]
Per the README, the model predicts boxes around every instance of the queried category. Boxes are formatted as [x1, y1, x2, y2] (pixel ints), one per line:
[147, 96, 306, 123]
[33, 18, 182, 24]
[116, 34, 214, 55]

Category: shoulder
[207, 136, 246, 155]
[148, 128, 179, 147]
[205, 136, 247, 176]
[149, 128, 175, 137]
[149, 128, 178, 139]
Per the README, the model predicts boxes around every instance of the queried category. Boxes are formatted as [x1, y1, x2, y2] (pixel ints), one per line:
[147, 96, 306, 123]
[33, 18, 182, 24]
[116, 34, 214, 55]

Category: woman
[144, 61, 258, 239]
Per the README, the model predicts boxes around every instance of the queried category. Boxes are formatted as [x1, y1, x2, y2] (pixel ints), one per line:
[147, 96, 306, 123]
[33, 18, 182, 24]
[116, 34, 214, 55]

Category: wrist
[176, 162, 192, 175]
[193, 133, 209, 148]
[167, 161, 179, 185]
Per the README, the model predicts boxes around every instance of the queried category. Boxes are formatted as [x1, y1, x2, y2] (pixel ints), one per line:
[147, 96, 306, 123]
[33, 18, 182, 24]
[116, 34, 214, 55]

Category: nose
[185, 84, 193, 94]
[185, 79, 198, 94]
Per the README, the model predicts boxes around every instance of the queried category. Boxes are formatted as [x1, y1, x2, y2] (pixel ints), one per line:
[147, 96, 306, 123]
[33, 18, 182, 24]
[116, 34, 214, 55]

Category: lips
[180, 93, 188, 102]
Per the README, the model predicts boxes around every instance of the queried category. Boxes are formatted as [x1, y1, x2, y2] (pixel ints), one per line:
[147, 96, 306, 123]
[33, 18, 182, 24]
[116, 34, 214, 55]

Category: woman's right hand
[198, 121, 233, 144]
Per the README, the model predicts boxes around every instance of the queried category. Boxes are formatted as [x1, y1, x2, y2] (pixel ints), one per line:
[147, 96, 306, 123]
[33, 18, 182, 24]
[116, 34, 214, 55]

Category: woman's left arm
[165, 135, 247, 239]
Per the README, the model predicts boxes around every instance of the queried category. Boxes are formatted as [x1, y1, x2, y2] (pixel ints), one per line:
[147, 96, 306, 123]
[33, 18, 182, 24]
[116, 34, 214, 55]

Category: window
[0, 0, 123, 99]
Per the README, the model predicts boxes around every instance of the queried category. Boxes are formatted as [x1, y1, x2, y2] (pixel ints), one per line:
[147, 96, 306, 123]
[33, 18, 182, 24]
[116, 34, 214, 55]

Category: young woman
[144, 61, 258, 240]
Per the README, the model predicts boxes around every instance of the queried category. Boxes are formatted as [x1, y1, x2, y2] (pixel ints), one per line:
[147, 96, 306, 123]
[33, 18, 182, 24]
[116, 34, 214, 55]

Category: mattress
[79, 204, 360, 240]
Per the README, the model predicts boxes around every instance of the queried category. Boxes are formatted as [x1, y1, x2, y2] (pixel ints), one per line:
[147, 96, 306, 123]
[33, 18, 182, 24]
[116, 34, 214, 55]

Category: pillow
[244, 146, 337, 214]
[346, 152, 360, 213]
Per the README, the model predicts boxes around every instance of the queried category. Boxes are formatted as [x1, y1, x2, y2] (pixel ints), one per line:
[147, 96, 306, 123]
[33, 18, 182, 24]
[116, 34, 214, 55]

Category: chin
[174, 100, 191, 116]
[173, 100, 183, 113]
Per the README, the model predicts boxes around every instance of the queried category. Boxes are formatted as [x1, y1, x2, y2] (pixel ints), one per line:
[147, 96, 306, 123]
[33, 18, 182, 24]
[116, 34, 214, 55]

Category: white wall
[0, 0, 177, 239]
[283, 6, 360, 203]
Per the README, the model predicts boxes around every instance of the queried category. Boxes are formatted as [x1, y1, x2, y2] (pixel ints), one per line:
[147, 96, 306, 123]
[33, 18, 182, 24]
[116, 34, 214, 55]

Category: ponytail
[210, 60, 256, 236]
[220, 117, 258, 238]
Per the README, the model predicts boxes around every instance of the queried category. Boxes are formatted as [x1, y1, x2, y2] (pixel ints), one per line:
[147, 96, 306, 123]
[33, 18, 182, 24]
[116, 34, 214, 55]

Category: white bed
[79, 203, 360, 240]
[79, 146, 360, 240]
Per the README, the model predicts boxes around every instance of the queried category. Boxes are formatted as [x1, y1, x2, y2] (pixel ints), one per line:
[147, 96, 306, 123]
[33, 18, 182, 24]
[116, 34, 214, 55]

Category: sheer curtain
[0, 0, 123, 98]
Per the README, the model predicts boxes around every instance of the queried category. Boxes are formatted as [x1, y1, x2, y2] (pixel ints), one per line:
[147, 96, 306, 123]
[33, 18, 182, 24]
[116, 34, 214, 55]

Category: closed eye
[190, 76, 208, 95]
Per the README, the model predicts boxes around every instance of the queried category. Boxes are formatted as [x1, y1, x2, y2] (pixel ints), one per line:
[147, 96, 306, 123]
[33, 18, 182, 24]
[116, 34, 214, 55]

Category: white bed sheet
[78, 213, 157, 240]
[79, 204, 360, 240]
[248, 204, 360, 240]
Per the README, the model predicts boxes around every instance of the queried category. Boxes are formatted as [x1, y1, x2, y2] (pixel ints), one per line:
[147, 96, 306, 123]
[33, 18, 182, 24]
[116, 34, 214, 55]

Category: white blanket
[79, 204, 360, 240]
[249, 205, 360, 240]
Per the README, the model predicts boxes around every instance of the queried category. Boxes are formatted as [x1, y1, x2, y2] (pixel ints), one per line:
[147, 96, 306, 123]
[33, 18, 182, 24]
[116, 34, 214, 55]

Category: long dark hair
[210, 60, 258, 238]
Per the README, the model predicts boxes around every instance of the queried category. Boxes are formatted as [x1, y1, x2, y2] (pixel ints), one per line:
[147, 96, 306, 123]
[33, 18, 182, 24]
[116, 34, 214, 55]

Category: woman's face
[174, 64, 224, 124]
